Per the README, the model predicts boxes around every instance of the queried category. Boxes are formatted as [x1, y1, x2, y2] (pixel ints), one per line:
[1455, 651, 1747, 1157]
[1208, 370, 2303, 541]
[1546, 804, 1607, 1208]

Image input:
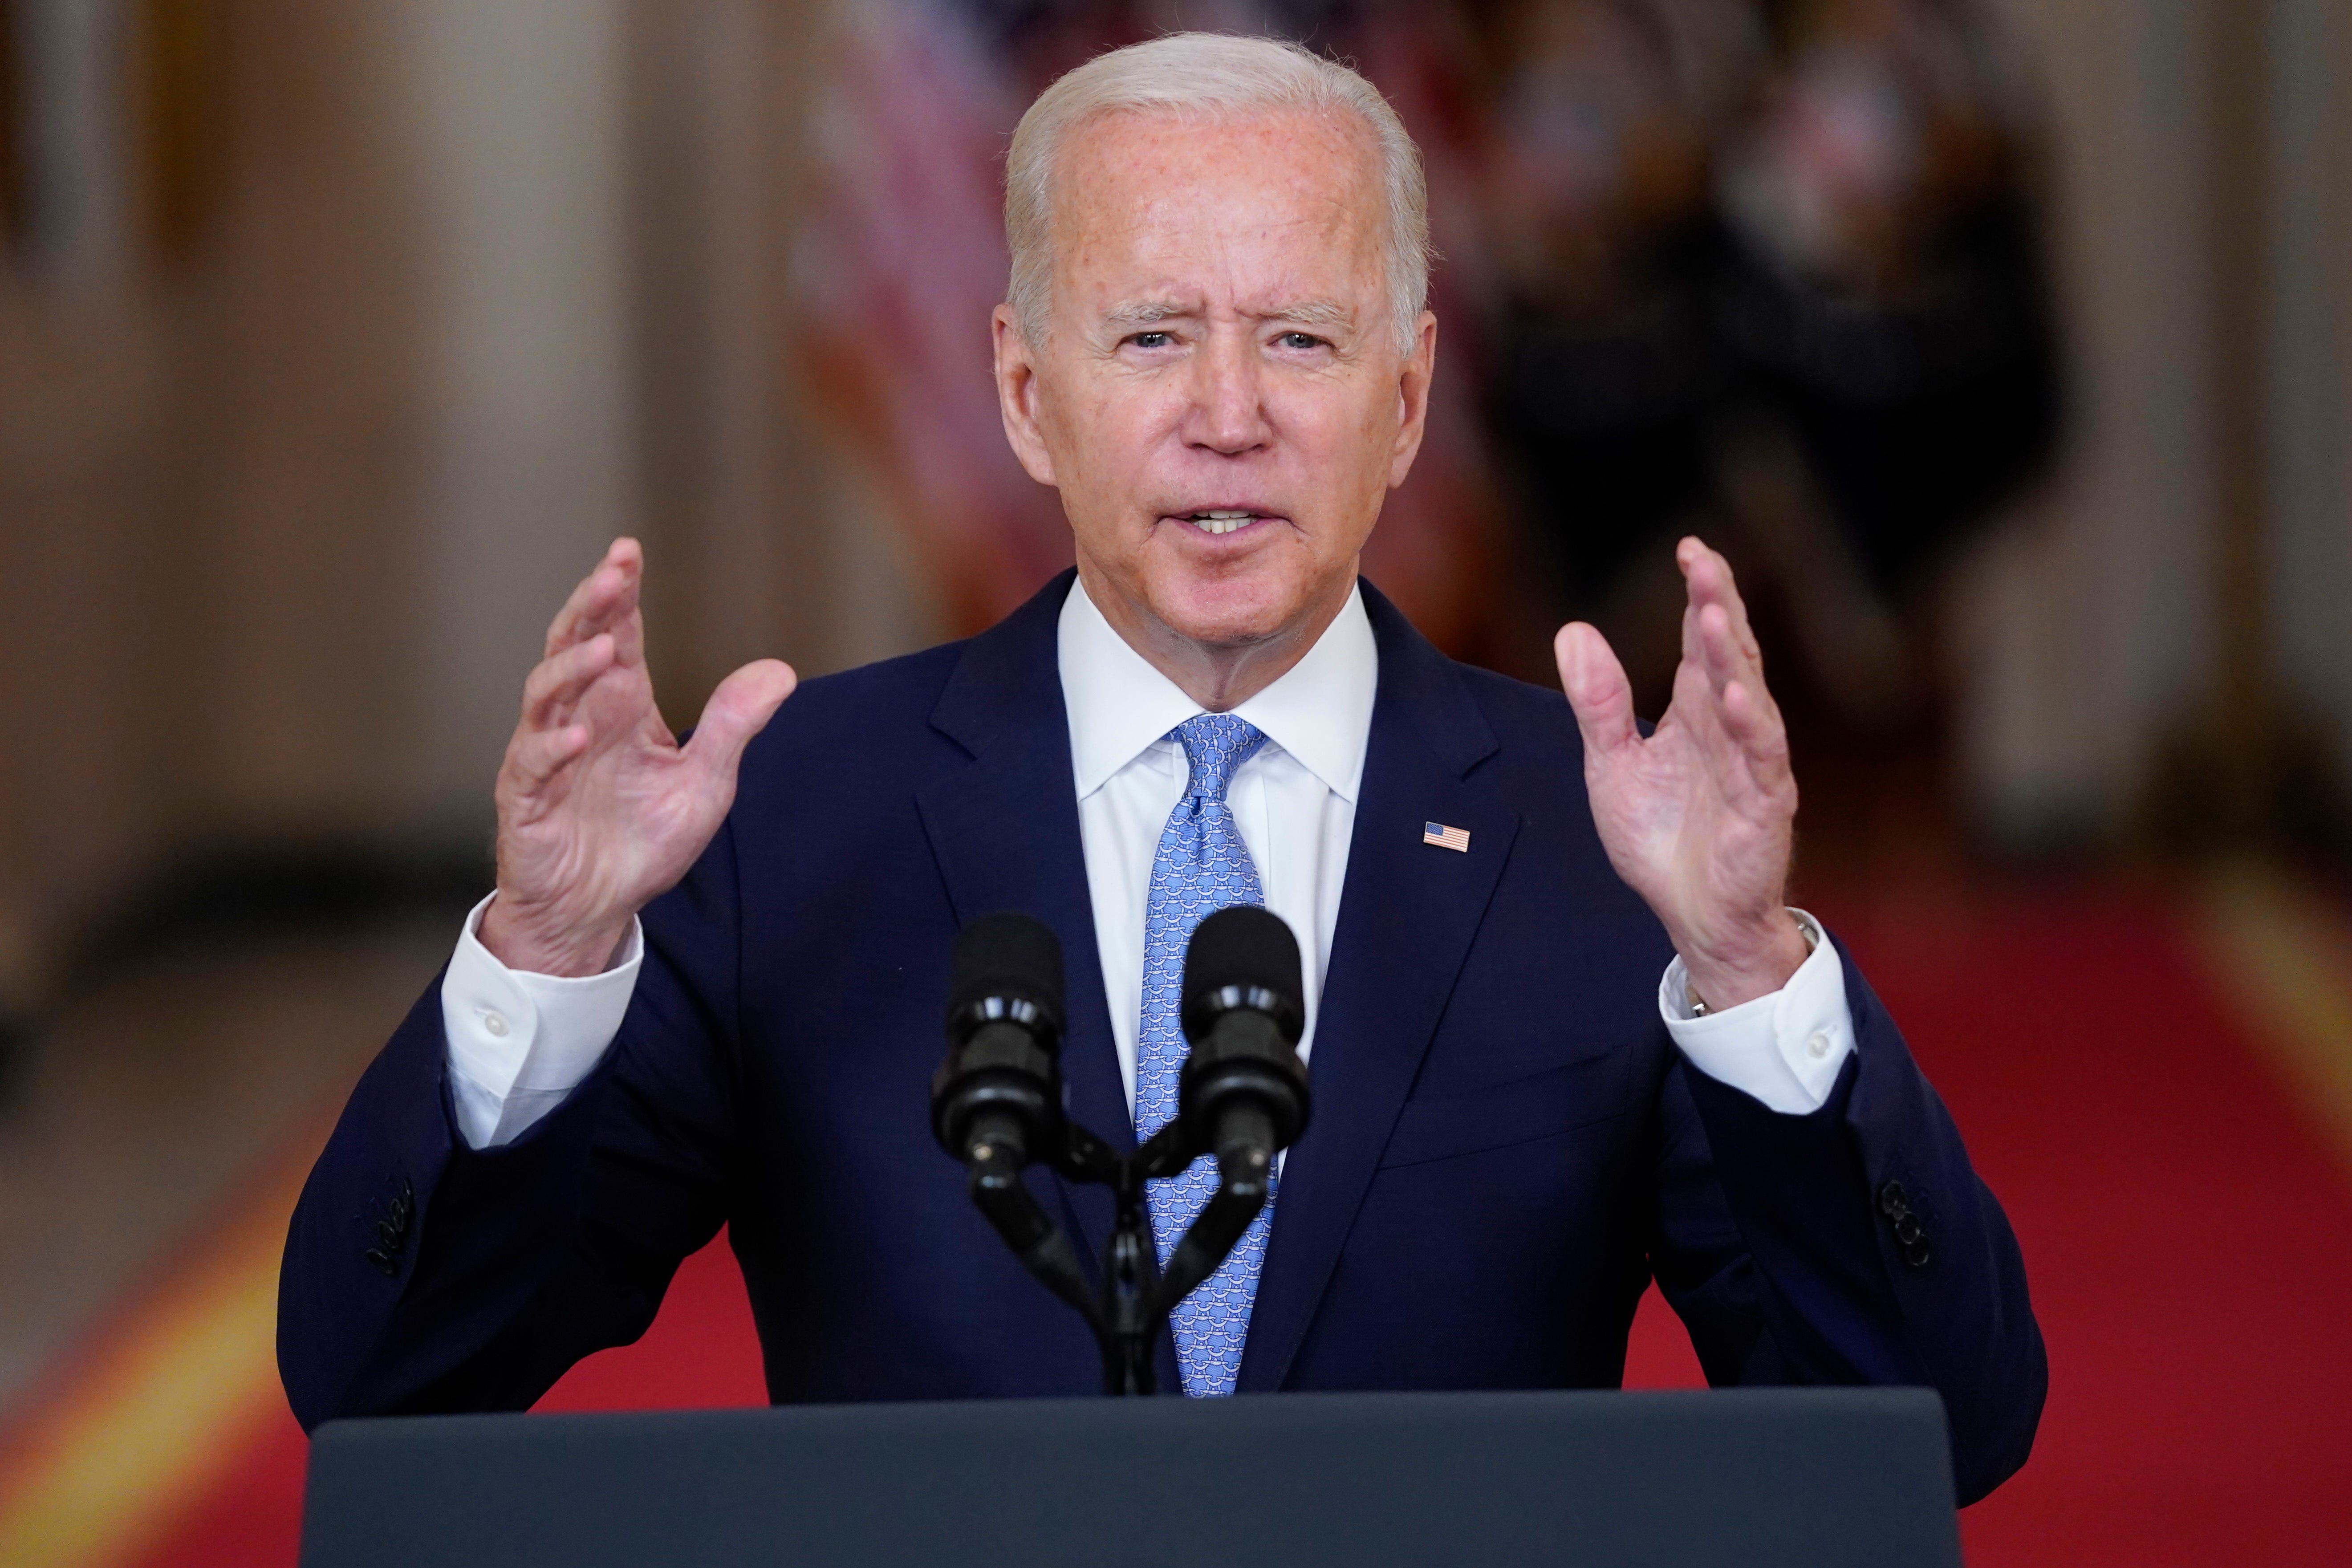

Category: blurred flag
[795, 0, 1073, 636]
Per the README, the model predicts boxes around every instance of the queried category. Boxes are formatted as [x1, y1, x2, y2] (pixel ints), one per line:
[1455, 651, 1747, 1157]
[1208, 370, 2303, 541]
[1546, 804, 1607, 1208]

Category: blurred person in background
[1462, 0, 2058, 716]
[1467, 0, 1750, 685]
[1712, 0, 2058, 715]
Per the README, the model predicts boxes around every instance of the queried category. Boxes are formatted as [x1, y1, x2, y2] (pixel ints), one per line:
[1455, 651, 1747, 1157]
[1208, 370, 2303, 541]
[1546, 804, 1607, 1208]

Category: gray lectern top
[301, 1387, 1960, 1568]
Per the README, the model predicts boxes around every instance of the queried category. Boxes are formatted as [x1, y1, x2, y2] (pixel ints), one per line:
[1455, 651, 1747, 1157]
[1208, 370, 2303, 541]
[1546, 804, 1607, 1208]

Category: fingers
[1718, 674, 1794, 794]
[544, 538, 644, 658]
[1677, 536, 1763, 675]
[1669, 539, 1791, 795]
[505, 721, 591, 792]
[1694, 599, 1782, 729]
[1676, 537, 1775, 719]
[521, 633, 617, 729]
[1554, 622, 1639, 762]
[1695, 603, 1751, 700]
[682, 658, 799, 792]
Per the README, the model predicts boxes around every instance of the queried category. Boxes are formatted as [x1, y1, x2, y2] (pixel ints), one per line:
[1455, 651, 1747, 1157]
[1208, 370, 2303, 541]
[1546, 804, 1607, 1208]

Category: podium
[301, 1388, 1961, 1567]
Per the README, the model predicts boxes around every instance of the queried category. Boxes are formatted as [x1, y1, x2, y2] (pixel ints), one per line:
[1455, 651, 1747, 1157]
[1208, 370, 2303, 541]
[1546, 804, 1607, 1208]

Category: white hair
[1004, 32, 1432, 355]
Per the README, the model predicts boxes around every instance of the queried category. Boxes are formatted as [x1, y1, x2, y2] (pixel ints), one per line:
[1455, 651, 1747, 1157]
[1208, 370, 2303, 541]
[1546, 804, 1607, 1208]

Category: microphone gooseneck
[931, 903, 1314, 1395]
[1143, 905, 1313, 1319]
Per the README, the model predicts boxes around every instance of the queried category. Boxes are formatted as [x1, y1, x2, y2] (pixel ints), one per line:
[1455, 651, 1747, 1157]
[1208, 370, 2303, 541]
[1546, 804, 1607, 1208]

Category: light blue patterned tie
[1136, 713, 1274, 1397]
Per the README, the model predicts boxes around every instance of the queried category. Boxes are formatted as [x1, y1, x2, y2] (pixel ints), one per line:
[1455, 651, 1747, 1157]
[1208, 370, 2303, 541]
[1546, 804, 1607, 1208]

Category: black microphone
[931, 912, 1066, 1170]
[1178, 906, 1311, 1182]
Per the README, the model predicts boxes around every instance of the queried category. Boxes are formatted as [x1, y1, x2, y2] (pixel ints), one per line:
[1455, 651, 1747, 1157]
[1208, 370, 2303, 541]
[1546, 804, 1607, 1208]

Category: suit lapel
[912, 573, 1523, 1386]
[914, 571, 1132, 1266]
[1239, 583, 1520, 1391]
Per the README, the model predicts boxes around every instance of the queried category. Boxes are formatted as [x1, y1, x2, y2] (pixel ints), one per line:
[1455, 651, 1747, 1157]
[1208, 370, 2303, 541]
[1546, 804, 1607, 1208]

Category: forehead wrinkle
[1055, 109, 1394, 344]
[1063, 110, 1382, 242]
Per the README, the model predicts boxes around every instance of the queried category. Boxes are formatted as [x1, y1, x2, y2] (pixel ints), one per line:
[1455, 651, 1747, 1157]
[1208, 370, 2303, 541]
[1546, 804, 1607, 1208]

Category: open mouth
[1179, 510, 1272, 537]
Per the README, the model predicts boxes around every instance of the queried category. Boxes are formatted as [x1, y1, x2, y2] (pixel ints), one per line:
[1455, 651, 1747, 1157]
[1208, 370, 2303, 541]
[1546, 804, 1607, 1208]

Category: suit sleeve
[1646, 940, 2046, 1506]
[276, 816, 748, 1430]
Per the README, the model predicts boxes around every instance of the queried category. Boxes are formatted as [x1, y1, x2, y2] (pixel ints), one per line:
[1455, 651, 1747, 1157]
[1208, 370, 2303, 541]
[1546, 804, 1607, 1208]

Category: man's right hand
[479, 539, 797, 977]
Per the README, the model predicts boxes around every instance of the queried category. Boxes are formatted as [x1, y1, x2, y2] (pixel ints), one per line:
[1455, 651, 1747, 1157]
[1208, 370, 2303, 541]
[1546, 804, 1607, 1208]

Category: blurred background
[0, 0, 2348, 1563]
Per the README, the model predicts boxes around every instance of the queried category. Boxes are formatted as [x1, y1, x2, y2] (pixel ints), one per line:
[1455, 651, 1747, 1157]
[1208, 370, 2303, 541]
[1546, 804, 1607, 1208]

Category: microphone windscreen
[1183, 906, 1304, 1019]
[949, 911, 1067, 1030]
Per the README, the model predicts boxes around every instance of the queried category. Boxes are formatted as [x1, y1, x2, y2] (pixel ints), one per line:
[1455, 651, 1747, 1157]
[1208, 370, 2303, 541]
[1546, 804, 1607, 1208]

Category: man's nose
[1183, 333, 1272, 455]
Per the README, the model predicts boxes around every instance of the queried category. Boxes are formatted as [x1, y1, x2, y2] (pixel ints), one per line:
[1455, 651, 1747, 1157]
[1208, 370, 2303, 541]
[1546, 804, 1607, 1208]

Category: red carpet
[18, 875, 2352, 1564]
[112, 1236, 767, 1568]
[1834, 881, 2352, 1564]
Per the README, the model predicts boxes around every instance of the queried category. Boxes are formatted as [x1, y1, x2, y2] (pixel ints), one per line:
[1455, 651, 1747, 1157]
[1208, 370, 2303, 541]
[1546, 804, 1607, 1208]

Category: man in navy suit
[280, 33, 2042, 1503]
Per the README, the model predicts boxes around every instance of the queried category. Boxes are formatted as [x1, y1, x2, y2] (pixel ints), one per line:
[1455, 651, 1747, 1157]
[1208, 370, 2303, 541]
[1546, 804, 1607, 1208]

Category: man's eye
[1128, 331, 1172, 349]
[1276, 331, 1327, 350]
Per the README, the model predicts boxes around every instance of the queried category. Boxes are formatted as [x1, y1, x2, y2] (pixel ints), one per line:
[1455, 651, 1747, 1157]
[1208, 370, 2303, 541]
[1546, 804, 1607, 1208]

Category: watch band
[1686, 912, 1820, 1018]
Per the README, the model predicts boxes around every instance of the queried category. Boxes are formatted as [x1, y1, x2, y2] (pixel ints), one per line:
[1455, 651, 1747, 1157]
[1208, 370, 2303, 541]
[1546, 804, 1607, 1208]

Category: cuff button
[1805, 1029, 1832, 1060]
[482, 1010, 510, 1038]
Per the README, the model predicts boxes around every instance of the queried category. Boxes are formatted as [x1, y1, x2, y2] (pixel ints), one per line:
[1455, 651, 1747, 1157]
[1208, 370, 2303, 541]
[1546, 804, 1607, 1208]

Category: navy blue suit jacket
[280, 573, 2043, 1503]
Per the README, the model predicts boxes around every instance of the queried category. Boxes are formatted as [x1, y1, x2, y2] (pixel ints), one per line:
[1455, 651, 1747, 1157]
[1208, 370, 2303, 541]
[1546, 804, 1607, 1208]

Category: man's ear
[992, 305, 1059, 487]
[1387, 309, 1438, 489]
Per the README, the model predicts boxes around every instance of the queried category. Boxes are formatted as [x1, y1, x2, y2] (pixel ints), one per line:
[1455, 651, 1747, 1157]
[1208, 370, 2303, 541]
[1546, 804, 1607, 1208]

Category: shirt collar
[1057, 575, 1378, 804]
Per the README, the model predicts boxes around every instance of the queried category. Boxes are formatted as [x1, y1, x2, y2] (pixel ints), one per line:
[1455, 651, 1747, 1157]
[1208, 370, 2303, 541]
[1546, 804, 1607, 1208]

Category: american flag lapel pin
[1422, 821, 1471, 853]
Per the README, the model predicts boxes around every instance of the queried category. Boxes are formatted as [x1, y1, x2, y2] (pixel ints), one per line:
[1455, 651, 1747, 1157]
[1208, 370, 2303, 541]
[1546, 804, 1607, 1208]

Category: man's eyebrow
[1101, 299, 1198, 330]
[1259, 298, 1354, 329]
[1098, 298, 1358, 332]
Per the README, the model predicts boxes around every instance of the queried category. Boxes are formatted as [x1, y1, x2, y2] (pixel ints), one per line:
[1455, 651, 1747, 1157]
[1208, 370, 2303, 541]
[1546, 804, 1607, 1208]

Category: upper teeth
[1189, 511, 1255, 535]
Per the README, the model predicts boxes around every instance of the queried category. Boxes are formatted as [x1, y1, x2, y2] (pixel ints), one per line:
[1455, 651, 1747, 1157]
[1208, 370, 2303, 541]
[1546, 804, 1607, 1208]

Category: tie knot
[1172, 714, 1267, 803]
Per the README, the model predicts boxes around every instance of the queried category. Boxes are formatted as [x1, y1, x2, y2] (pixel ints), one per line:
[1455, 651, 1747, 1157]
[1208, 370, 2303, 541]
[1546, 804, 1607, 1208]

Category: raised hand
[1556, 537, 1810, 1011]
[478, 539, 797, 977]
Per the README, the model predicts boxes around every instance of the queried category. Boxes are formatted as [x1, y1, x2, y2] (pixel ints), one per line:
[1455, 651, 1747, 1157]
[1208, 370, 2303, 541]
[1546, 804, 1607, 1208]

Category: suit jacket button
[1877, 1180, 1909, 1218]
[364, 1246, 398, 1277]
[1903, 1239, 1932, 1268]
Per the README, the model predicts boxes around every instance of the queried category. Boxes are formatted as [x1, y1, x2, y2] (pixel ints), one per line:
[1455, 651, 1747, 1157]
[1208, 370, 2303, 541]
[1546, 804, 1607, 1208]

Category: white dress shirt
[442, 577, 1857, 1150]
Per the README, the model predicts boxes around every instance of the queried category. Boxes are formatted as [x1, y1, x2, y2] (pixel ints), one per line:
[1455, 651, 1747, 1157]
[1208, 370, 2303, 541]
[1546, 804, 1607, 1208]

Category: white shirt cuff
[439, 893, 644, 1149]
[1657, 909, 1854, 1115]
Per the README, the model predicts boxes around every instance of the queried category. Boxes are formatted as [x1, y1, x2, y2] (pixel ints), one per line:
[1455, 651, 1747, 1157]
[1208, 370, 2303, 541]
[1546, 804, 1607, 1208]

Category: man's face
[993, 108, 1436, 658]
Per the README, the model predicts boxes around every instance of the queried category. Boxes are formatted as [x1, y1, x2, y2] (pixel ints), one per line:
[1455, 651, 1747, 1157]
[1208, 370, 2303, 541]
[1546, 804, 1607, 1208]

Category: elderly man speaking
[280, 34, 2043, 1504]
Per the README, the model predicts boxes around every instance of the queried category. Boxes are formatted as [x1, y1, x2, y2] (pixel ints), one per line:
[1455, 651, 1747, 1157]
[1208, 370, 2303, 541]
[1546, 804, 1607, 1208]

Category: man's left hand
[1556, 537, 1809, 1011]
